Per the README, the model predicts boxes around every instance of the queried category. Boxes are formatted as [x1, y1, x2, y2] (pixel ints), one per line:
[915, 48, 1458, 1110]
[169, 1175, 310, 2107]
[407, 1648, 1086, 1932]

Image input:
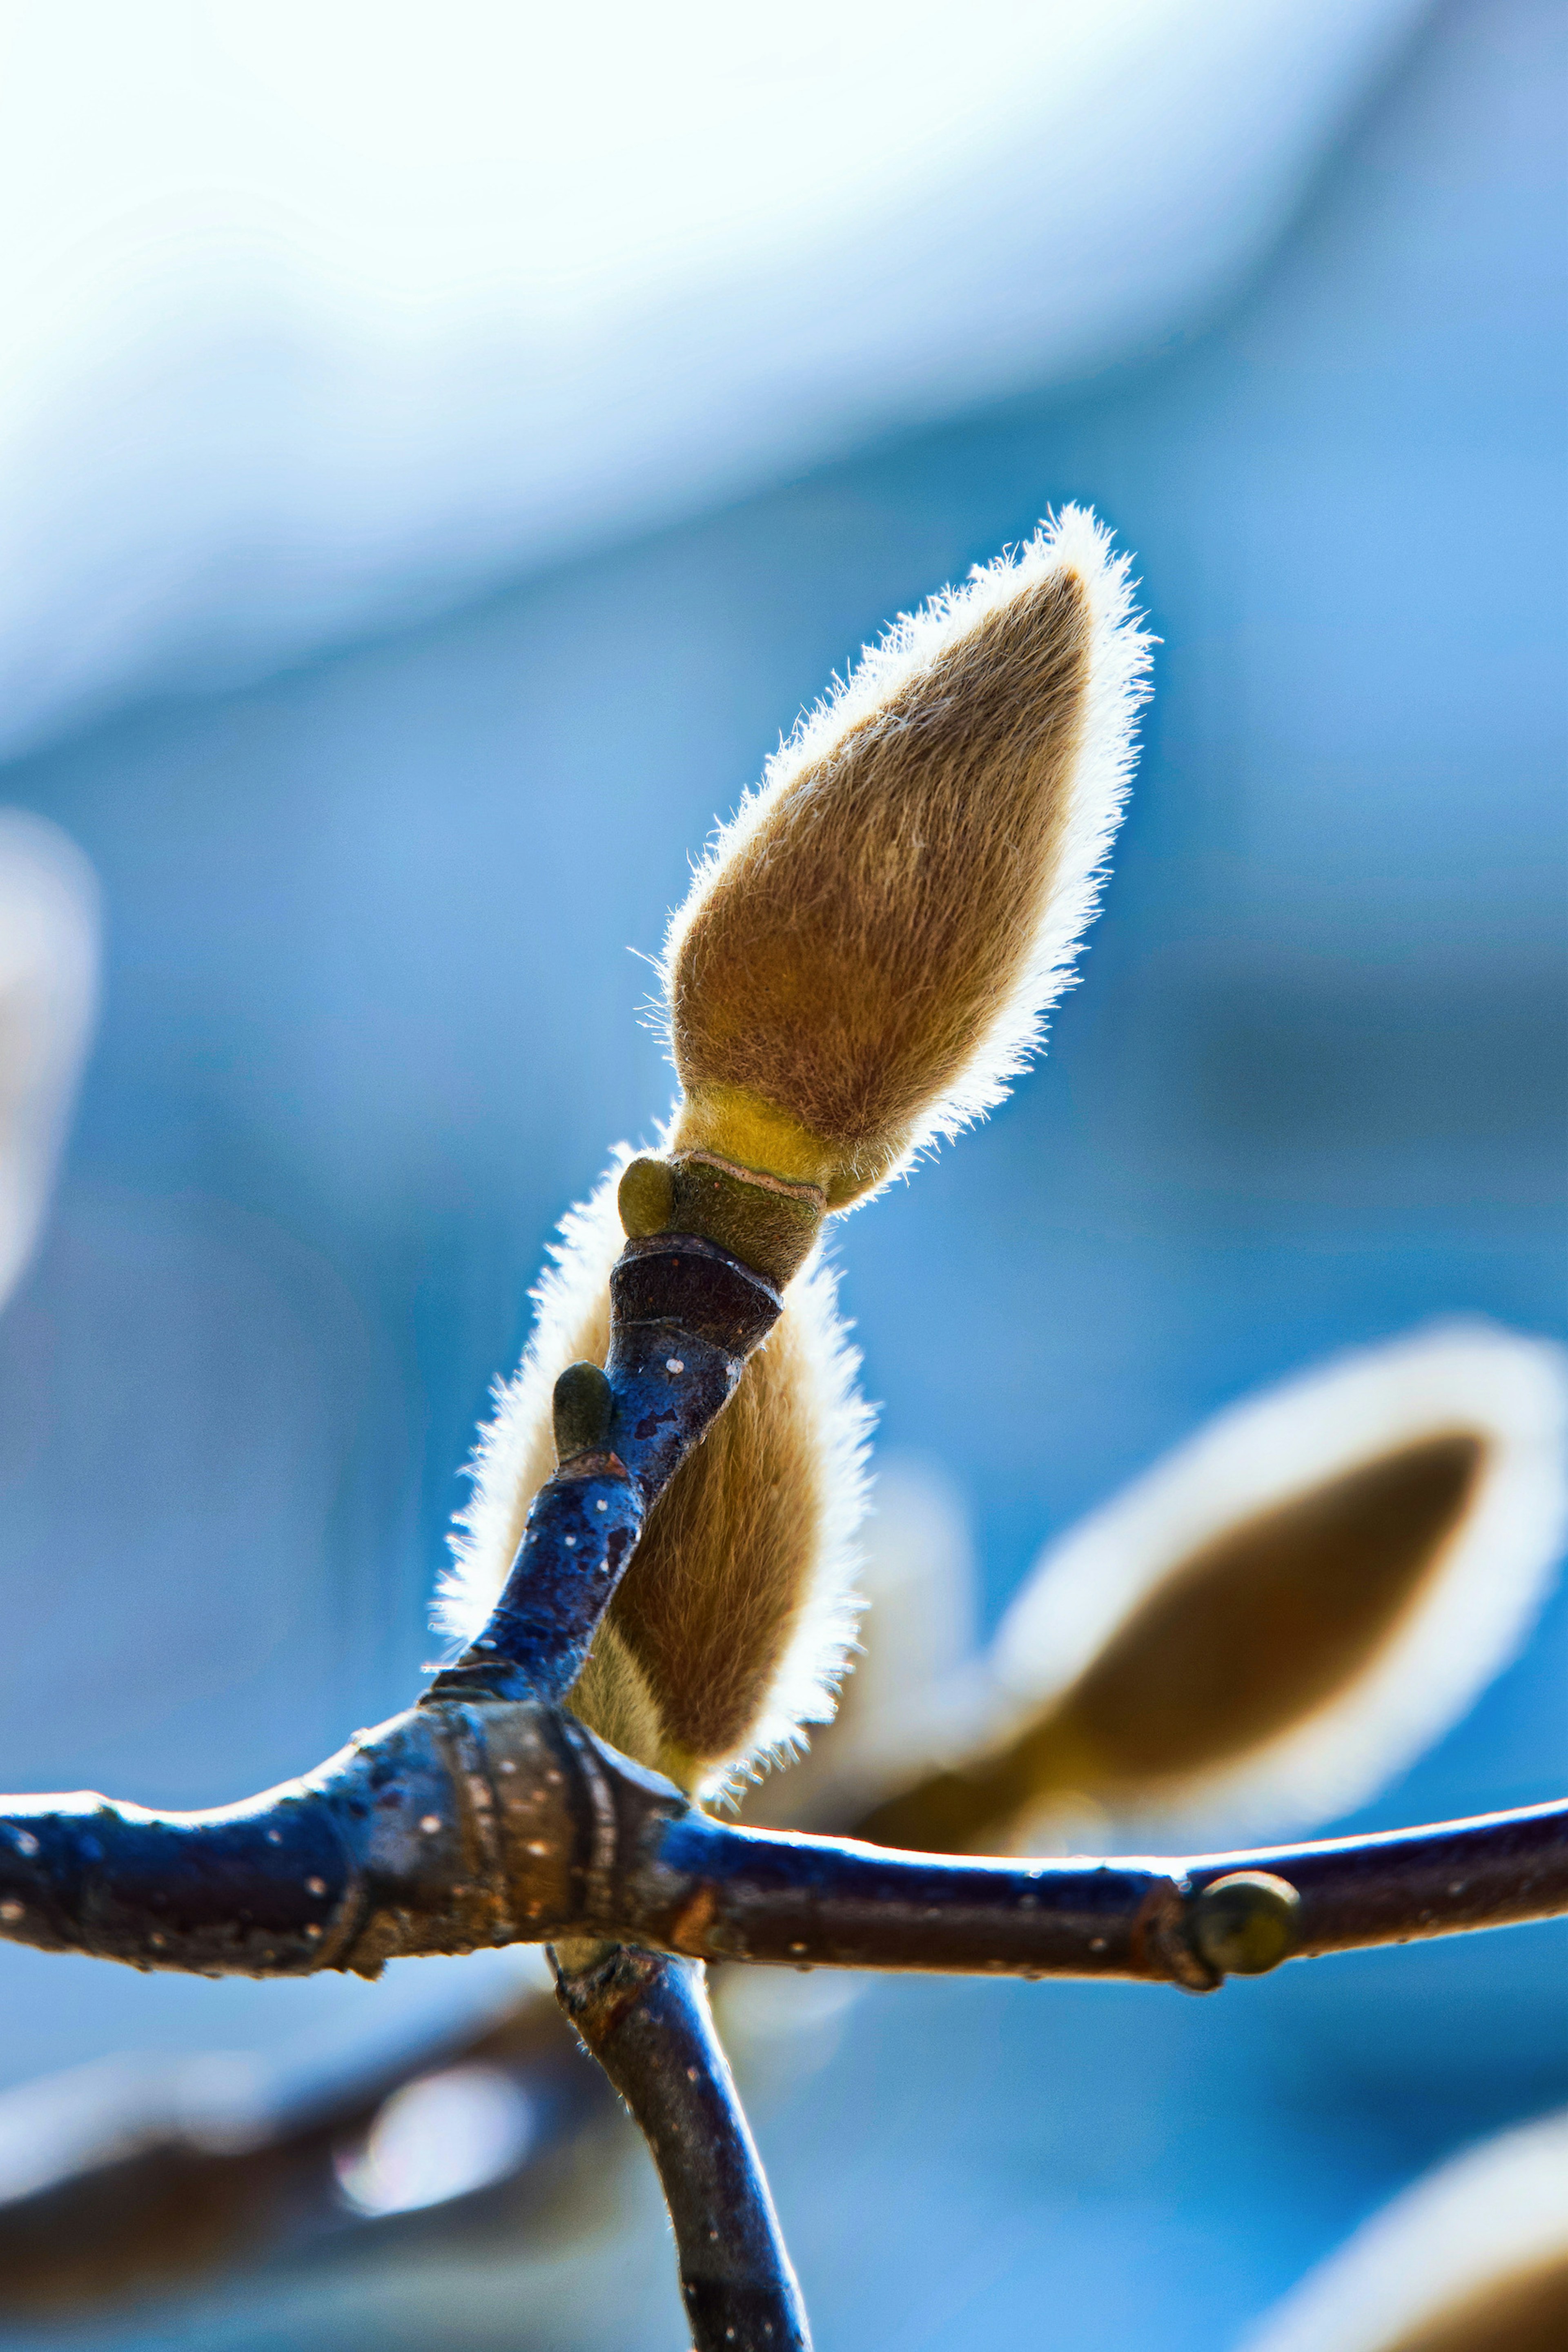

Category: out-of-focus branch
[556, 1944, 809, 2352]
[0, 1984, 601, 2323]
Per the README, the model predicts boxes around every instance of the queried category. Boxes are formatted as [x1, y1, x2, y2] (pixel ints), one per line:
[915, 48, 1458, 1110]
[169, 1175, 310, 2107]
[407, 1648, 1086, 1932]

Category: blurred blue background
[0, 0, 1562, 2344]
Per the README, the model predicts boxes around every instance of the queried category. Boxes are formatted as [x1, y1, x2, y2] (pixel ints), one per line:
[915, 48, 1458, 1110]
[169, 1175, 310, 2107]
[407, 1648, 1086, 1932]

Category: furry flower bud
[858, 1324, 1567, 1853]
[663, 508, 1151, 1206]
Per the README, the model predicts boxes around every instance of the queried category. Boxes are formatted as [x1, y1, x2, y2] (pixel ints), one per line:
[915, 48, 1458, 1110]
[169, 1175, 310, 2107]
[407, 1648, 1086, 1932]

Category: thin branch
[429, 1234, 782, 1707]
[0, 1699, 1561, 1987]
[620, 1795, 1568, 1989]
[555, 1943, 809, 2352]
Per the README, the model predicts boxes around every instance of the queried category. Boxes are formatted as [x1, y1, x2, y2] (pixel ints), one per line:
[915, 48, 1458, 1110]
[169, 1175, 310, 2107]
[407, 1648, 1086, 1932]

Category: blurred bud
[334, 2065, 536, 2216]
[1245, 2107, 1568, 2352]
[663, 508, 1150, 1207]
[744, 1456, 976, 1831]
[438, 1154, 871, 1794]
[0, 811, 98, 1309]
[858, 1325, 1567, 1853]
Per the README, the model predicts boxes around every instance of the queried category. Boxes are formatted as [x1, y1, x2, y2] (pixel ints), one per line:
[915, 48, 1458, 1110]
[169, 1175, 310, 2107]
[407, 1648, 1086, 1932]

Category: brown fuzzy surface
[857, 1434, 1484, 1855]
[669, 567, 1090, 1174]
[1384, 2254, 1568, 2352]
[1060, 1430, 1483, 1786]
[606, 1305, 832, 1777]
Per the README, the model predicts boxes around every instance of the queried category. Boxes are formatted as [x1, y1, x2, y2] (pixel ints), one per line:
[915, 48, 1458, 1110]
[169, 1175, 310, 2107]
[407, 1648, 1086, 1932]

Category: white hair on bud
[437, 1150, 631, 1648]
[726, 1238, 873, 1787]
[1243, 2106, 1568, 2352]
[663, 506, 1152, 1176]
[991, 1321, 1568, 1843]
[0, 811, 99, 1309]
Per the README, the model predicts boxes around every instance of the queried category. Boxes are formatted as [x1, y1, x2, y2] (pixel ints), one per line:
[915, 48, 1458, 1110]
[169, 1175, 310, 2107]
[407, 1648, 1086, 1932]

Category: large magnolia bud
[663, 508, 1150, 1207]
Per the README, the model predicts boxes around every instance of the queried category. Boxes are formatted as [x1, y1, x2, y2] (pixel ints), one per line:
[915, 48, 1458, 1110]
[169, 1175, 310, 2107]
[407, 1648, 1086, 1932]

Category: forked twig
[0, 1239, 1561, 2351]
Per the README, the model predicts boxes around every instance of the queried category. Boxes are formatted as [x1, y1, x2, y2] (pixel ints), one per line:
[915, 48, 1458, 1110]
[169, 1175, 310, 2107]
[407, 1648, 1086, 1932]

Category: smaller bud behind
[855, 1323, 1568, 1855]
[663, 508, 1151, 1206]
[438, 1152, 870, 1796]
[988, 1322, 1568, 1845]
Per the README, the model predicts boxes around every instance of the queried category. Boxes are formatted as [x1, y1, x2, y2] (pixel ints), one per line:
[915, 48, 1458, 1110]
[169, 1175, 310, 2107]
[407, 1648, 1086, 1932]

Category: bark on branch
[0, 1697, 1561, 1991]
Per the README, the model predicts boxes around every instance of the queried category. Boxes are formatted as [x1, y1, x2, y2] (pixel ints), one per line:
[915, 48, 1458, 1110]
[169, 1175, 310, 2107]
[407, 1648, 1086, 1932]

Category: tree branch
[625, 1795, 1568, 1989]
[0, 1698, 1561, 1987]
[555, 1943, 809, 2351]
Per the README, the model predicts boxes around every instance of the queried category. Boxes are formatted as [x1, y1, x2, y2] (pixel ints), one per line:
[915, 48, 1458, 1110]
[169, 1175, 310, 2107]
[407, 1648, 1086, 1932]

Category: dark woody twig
[427, 1232, 783, 1708]
[634, 1792, 1568, 1987]
[555, 1943, 809, 2352]
[0, 1699, 1562, 1987]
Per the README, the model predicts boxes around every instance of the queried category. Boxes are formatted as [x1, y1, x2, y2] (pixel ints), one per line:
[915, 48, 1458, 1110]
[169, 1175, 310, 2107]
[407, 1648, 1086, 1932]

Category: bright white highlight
[1244, 2106, 1568, 2352]
[0, 812, 98, 1308]
[993, 1322, 1568, 1841]
[334, 2064, 536, 2216]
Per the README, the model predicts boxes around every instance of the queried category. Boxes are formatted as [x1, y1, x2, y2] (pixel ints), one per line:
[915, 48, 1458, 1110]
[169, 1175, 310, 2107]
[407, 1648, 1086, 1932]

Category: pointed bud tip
[663, 514, 1149, 1205]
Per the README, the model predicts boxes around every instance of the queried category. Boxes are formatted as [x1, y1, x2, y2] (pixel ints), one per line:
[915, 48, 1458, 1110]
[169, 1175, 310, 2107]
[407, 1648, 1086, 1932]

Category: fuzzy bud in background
[1244, 2107, 1568, 2352]
[858, 1324, 1568, 1854]
[663, 508, 1151, 1207]
[439, 1152, 871, 1797]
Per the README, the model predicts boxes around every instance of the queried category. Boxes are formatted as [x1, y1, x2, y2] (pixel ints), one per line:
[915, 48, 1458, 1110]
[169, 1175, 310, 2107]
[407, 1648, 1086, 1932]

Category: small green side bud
[1186, 1871, 1300, 1977]
[618, 1156, 676, 1238]
[553, 1360, 615, 1462]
